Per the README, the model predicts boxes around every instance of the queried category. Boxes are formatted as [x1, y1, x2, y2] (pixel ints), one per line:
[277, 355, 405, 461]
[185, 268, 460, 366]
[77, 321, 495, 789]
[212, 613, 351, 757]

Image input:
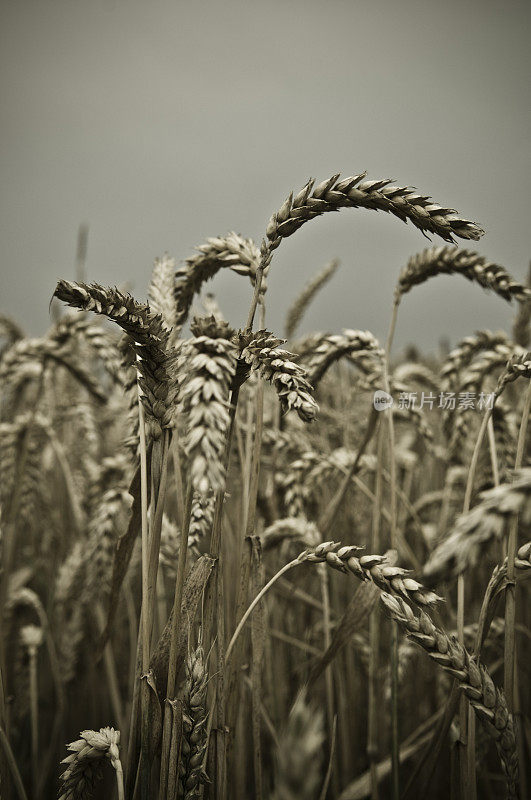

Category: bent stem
[225, 558, 303, 665]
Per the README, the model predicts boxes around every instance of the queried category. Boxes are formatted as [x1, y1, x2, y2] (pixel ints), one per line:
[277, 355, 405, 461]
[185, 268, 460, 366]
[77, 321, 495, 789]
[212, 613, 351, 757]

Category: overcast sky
[1, 0, 529, 352]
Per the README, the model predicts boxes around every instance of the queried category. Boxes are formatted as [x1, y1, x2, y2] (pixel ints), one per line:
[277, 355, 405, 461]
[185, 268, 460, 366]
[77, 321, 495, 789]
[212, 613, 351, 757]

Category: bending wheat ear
[246, 171, 484, 330]
[58, 727, 124, 800]
[395, 247, 531, 305]
[380, 594, 518, 799]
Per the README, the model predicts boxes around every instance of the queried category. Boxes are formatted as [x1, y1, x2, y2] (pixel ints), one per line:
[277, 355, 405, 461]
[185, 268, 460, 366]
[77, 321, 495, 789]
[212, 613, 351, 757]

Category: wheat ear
[266, 173, 483, 253]
[380, 593, 518, 798]
[148, 253, 179, 337]
[423, 470, 531, 583]
[395, 246, 531, 304]
[175, 232, 262, 329]
[512, 262, 531, 347]
[304, 330, 384, 387]
[53, 280, 179, 434]
[177, 643, 209, 799]
[180, 318, 238, 495]
[238, 330, 318, 422]
[284, 258, 339, 340]
[303, 541, 441, 607]
[58, 727, 124, 800]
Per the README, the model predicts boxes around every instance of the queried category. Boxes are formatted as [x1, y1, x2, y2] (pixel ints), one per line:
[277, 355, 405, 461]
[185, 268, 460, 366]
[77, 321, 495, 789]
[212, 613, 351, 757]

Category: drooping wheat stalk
[303, 330, 384, 387]
[53, 281, 179, 436]
[440, 330, 510, 391]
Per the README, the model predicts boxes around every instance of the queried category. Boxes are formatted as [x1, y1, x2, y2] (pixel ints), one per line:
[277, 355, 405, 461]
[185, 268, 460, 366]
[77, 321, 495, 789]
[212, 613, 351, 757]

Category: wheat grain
[180, 321, 238, 495]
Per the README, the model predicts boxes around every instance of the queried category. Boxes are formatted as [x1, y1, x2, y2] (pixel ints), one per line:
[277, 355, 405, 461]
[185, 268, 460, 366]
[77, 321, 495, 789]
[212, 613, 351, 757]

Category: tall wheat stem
[381, 299, 400, 800]
[505, 379, 531, 707]
[28, 643, 39, 800]
[158, 482, 193, 799]
[137, 384, 151, 800]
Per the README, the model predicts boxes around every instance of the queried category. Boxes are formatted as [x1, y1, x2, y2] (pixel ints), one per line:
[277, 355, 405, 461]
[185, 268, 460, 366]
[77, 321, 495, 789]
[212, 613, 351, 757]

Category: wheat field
[0, 171, 530, 800]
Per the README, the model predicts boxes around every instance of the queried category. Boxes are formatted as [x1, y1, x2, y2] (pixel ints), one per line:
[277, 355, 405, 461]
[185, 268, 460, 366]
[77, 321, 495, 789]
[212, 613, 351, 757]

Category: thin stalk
[319, 563, 335, 789]
[114, 758, 125, 800]
[457, 400, 498, 800]
[0, 726, 29, 800]
[94, 603, 125, 732]
[28, 646, 38, 800]
[244, 262, 266, 333]
[137, 390, 151, 800]
[383, 299, 400, 800]
[465, 416, 501, 798]
[158, 482, 193, 799]
[225, 558, 302, 665]
[368, 419, 384, 800]
[487, 417, 500, 488]
[504, 379, 531, 710]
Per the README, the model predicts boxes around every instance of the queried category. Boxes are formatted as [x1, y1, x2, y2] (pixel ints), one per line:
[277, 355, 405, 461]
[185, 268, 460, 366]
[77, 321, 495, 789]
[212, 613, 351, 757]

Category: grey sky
[1, 0, 529, 351]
